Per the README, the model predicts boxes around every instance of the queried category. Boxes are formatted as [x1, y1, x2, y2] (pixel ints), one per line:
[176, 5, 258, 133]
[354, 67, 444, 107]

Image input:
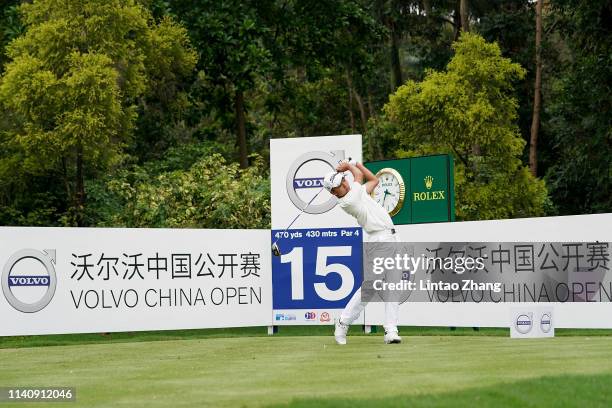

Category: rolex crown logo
[415, 175, 444, 201]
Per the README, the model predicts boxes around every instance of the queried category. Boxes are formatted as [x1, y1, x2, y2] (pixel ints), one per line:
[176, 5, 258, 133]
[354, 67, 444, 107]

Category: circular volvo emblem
[285, 150, 345, 214]
[2, 249, 57, 313]
[515, 313, 533, 334]
[540, 313, 552, 333]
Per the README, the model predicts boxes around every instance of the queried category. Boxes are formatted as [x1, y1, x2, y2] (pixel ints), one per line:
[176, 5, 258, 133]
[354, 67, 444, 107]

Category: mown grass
[2, 330, 612, 407]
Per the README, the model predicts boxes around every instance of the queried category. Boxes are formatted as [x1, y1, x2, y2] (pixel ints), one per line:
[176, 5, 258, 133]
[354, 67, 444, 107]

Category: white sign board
[270, 135, 365, 324]
[270, 134, 362, 230]
[364, 213, 612, 328]
[0, 227, 272, 336]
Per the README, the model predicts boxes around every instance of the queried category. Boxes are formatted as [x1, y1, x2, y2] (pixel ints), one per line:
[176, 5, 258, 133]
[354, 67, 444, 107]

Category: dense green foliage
[543, 0, 611, 214]
[0, 0, 196, 225]
[89, 149, 270, 228]
[385, 33, 549, 220]
[0, 0, 609, 227]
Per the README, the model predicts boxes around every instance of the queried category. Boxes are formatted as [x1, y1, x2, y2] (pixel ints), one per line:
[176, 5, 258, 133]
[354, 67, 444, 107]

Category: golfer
[323, 160, 402, 345]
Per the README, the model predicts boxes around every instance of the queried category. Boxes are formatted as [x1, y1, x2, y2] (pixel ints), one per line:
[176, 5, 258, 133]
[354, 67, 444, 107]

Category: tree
[543, 0, 611, 214]
[170, 0, 276, 169]
[385, 33, 550, 220]
[529, 0, 543, 176]
[373, 0, 407, 91]
[0, 0, 196, 225]
[170, 0, 386, 163]
[475, 0, 538, 150]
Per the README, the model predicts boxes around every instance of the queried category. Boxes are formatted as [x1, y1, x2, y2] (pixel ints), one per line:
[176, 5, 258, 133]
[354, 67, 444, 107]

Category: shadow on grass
[268, 372, 612, 408]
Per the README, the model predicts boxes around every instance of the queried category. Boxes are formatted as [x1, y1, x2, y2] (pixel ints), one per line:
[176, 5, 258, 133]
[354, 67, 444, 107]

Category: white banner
[364, 213, 612, 328]
[2, 215, 610, 335]
[0, 227, 272, 336]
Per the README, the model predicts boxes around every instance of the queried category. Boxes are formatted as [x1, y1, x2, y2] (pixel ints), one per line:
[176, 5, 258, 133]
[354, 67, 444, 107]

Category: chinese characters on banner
[70, 251, 262, 281]
[420, 242, 609, 275]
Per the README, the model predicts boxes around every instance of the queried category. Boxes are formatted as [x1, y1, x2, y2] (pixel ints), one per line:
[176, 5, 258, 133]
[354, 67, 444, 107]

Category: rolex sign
[365, 154, 455, 225]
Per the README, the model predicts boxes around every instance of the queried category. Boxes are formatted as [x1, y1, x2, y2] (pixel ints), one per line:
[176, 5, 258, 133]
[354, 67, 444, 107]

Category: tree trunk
[460, 0, 469, 33]
[389, 22, 403, 90]
[452, 5, 461, 40]
[61, 156, 71, 208]
[75, 141, 85, 227]
[367, 93, 382, 160]
[529, 0, 543, 177]
[235, 90, 248, 169]
[345, 70, 356, 133]
[353, 90, 368, 134]
[423, 0, 432, 16]
[460, 0, 479, 165]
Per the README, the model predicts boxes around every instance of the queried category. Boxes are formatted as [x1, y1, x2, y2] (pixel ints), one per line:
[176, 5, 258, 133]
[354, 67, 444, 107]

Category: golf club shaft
[272, 186, 325, 247]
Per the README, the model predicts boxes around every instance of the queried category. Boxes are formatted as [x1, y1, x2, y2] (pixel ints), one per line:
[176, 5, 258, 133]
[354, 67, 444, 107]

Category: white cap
[323, 171, 344, 192]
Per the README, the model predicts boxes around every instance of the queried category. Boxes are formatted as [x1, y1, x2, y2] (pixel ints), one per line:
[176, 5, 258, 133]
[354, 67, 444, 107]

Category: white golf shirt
[337, 181, 395, 241]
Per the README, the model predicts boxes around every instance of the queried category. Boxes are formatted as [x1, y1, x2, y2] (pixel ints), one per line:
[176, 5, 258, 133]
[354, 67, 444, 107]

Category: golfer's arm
[344, 163, 364, 184]
[356, 162, 379, 194]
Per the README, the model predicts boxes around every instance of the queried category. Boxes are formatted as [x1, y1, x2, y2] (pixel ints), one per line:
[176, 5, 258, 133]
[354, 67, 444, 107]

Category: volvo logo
[2, 249, 57, 313]
[515, 313, 533, 334]
[285, 150, 345, 214]
[540, 313, 552, 333]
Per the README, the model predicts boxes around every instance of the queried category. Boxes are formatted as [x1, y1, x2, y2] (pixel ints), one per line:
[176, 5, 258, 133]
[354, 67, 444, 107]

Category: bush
[384, 33, 550, 220]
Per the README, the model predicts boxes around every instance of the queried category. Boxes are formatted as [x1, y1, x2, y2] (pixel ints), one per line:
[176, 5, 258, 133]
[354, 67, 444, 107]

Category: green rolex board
[364, 154, 455, 225]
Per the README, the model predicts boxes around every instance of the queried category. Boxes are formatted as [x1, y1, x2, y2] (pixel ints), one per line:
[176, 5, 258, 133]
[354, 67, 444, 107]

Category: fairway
[2, 333, 612, 407]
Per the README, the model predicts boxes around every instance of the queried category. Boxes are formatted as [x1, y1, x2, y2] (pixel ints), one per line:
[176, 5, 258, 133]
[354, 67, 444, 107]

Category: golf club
[272, 157, 352, 257]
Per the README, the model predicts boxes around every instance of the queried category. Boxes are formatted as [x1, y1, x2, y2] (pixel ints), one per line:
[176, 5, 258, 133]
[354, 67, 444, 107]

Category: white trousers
[340, 230, 400, 333]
